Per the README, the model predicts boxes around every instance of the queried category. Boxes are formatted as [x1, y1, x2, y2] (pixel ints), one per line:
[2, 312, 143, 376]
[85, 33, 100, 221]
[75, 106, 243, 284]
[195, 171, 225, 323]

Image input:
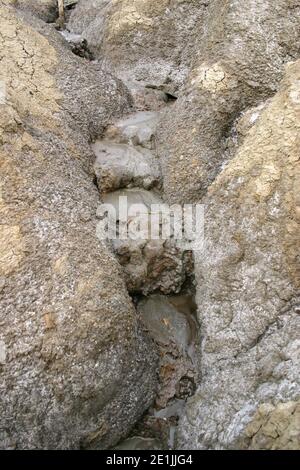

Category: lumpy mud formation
[0, 0, 299, 450]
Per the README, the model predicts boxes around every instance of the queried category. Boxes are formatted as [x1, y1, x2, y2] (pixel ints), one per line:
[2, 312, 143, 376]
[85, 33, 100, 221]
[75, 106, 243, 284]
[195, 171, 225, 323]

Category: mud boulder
[93, 142, 161, 192]
[157, 0, 300, 204]
[0, 5, 157, 450]
[104, 111, 159, 149]
[100, 189, 192, 295]
[138, 295, 199, 410]
[177, 60, 300, 450]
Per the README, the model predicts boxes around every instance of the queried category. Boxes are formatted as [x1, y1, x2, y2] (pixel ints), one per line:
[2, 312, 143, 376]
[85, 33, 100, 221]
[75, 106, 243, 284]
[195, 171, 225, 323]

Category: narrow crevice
[92, 174, 99, 192]
[164, 92, 178, 103]
[90, 75, 200, 450]
[126, 284, 200, 450]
